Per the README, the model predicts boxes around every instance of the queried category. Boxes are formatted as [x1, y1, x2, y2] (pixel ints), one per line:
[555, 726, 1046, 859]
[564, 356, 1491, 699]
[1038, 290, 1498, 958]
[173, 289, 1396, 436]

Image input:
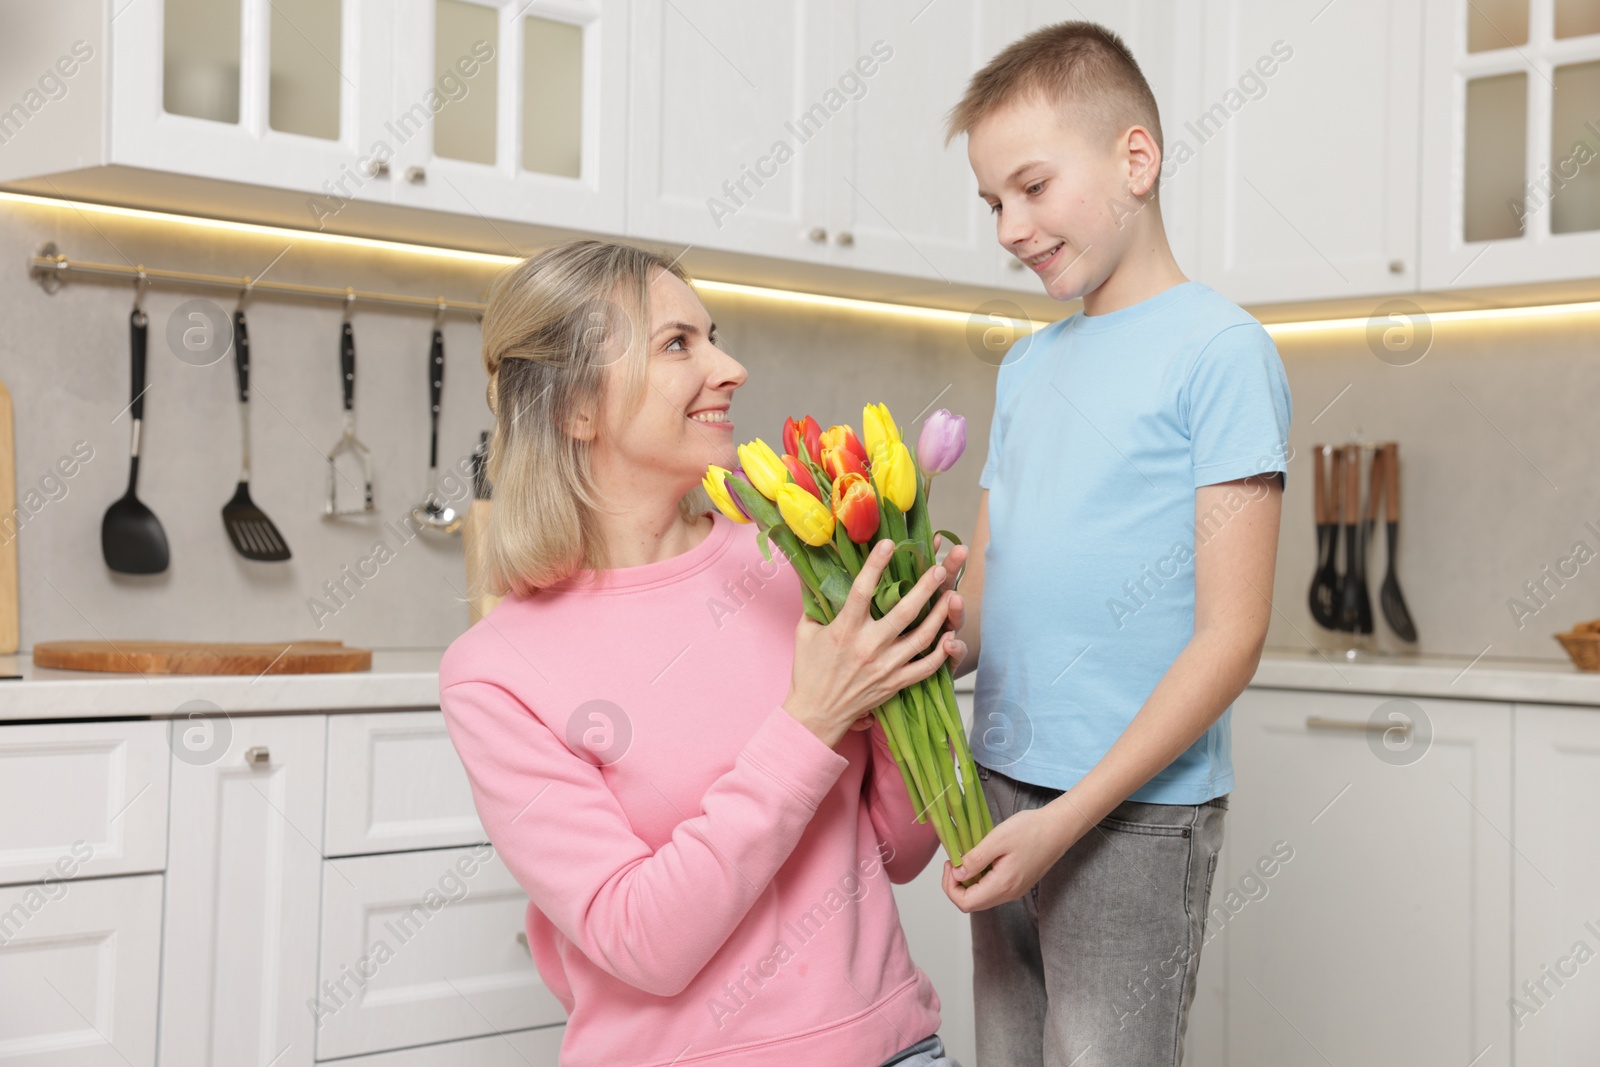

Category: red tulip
[821, 444, 868, 482]
[830, 472, 880, 543]
[782, 453, 822, 500]
[783, 416, 824, 465]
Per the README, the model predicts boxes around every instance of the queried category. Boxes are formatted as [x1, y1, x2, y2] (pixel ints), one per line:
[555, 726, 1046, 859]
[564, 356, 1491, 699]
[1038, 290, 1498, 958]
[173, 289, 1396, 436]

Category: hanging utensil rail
[29, 242, 487, 316]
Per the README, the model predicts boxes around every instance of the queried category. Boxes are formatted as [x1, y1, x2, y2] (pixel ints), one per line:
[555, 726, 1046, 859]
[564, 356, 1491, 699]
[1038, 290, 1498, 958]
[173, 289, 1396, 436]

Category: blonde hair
[944, 20, 1162, 176]
[479, 239, 707, 597]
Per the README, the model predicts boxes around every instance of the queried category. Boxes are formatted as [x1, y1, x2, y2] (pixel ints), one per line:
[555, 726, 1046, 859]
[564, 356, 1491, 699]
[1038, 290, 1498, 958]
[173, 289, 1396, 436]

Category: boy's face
[969, 93, 1145, 303]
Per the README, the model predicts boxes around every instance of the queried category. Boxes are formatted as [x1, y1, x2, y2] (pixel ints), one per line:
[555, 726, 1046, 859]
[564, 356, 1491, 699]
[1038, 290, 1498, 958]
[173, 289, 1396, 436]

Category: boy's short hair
[943, 20, 1163, 164]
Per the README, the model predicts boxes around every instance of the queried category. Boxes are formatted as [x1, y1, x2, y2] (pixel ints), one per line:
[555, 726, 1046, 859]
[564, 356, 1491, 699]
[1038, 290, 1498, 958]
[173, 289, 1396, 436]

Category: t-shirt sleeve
[1183, 322, 1292, 489]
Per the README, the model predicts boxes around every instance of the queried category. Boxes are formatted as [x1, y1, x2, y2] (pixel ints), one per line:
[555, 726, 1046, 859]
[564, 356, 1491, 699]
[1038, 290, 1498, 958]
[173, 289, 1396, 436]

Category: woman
[439, 239, 969, 1067]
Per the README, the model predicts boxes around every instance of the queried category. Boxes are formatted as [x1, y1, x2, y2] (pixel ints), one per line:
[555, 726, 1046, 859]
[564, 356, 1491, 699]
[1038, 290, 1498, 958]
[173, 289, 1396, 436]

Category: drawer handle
[516, 931, 529, 952]
[1305, 716, 1409, 737]
[244, 745, 271, 767]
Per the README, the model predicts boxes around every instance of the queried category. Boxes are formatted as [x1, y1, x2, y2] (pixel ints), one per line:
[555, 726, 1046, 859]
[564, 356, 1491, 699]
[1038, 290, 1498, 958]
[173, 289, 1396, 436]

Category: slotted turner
[222, 308, 291, 560]
[325, 310, 374, 517]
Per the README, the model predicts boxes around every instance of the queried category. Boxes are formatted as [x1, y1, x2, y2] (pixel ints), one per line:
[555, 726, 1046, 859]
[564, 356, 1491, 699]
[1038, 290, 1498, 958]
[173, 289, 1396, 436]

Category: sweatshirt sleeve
[439, 680, 849, 998]
[861, 719, 942, 884]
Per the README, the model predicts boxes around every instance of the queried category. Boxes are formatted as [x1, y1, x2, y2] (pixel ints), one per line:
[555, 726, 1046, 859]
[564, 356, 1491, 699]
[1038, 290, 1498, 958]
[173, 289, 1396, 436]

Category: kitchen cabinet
[0, 0, 623, 235]
[386, 0, 629, 236]
[1193, 0, 1423, 304]
[1222, 688, 1512, 1066]
[1420, 0, 1600, 289]
[0, 873, 165, 1067]
[0, 720, 170, 887]
[1511, 704, 1600, 1067]
[158, 715, 325, 1067]
[625, 1, 848, 269]
[315, 845, 565, 1060]
[323, 711, 486, 856]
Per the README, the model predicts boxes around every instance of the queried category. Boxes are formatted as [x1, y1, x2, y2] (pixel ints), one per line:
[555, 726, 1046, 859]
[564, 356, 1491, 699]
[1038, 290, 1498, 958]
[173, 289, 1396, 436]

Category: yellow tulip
[701, 466, 750, 524]
[862, 403, 901, 462]
[738, 439, 788, 501]
[777, 482, 835, 546]
[872, 441, 916, 511]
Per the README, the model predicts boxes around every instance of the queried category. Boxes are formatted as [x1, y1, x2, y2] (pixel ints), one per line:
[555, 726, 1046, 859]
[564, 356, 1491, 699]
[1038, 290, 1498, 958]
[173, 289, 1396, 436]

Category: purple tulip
[917, 409, 967, 474]
[723, 464, 754, 520]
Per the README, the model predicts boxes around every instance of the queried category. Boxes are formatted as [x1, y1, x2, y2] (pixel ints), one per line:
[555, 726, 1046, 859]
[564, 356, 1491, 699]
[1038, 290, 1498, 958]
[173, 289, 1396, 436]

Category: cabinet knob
[1388, 259, 1405, 274]
[405, 166, 427, 184]
[516, 931, 530, 952]
[807, 226, 827, 243]
[363, 159, 390, 178]
[834, 231, 854, 247]
[244, 745, 270, 767]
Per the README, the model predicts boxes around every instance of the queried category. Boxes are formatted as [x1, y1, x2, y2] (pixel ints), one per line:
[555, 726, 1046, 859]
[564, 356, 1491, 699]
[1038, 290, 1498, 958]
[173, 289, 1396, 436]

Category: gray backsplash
[3, 197, 1592, 665]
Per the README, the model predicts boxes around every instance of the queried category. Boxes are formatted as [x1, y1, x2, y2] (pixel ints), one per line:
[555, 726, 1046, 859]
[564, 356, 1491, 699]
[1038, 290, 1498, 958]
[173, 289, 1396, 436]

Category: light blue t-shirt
[972, 281, 1291, 803]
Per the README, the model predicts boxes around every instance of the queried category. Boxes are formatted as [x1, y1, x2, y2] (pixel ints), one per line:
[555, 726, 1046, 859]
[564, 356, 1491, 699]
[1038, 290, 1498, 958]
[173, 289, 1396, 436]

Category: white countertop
[0, 646, 1594, 723]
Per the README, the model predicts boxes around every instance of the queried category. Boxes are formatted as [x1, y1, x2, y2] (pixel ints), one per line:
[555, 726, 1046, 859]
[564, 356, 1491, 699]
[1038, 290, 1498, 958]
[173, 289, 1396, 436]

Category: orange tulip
[820, 424, 869, 468]
[821, 444, 867, 482]
[830, 472, 880, 543]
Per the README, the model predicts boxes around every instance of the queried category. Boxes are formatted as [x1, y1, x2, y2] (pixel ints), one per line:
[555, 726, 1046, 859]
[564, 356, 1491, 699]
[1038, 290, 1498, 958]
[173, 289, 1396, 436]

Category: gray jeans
[970, 765, 1227, 1067]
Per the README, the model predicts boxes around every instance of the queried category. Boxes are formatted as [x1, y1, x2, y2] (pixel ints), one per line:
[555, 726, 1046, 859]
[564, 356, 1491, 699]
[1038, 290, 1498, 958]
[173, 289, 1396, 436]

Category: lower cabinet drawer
[0, 872, 163, 1065]
[314, 845, 567, 1060]
[316, 1024, 565, 1065]
[0, 720, 170, 886]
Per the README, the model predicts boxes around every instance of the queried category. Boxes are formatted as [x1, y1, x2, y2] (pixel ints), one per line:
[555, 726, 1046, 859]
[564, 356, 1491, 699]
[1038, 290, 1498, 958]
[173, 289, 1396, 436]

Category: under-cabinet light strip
[5, 191, 1598, 334]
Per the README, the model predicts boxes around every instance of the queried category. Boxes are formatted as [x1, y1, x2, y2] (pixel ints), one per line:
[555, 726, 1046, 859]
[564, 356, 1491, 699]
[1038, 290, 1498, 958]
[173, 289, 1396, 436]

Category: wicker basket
[1555, 619, 1600, 671]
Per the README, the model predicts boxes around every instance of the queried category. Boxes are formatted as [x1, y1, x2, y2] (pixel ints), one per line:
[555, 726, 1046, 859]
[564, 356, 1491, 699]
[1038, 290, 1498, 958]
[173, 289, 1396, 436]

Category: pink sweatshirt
[438, 512, 944, 1067]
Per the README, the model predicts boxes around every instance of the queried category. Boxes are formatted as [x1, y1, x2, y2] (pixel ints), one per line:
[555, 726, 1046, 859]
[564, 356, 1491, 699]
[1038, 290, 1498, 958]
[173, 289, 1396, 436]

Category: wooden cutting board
[32, 639, 371, 675]
[0, 378, 16, 655]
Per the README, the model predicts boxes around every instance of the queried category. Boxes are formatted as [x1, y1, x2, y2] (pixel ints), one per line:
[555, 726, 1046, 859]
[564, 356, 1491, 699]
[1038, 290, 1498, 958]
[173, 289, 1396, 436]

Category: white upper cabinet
[625, 2, 841, 265]
[1420, 0, 1600, 289]
[830, 1, 1019, 289]
[1194, 0, 1423, 305]
[112, 0, 396, 215]
[387, 0, 628, 236]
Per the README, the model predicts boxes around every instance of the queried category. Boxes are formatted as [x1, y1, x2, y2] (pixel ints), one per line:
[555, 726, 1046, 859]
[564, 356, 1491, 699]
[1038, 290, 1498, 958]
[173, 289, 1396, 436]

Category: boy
[937, 21, 1291, 1066]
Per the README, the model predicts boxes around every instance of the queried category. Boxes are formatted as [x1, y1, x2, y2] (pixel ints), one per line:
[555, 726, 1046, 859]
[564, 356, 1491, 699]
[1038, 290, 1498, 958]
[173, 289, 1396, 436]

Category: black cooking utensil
[102, 308, 170, 574]
[1336, 444, 1371, 633]
[221, 309, 291, 561]
[1357, 445, 1379, 635]
[1379, 442, 1417, 642]
[1308, 444, 1338, 629]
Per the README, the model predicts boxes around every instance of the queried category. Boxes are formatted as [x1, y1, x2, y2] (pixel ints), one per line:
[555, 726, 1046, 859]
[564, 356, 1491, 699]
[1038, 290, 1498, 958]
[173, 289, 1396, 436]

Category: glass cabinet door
[387, 0, 625, 234]
[1422, 0, 1600, 287]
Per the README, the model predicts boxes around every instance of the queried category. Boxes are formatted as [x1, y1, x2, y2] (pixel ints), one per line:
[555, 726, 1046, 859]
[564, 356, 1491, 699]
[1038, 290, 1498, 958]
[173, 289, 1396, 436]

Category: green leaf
[895, 538, 927, 576]
[726, 476, 780, 527]
[819, 567, 853, 612]
[934, 528, 967, 589]
[908, 466, 933, 549]
[874, 579, 907, 615]
[755, 525, 774, 564]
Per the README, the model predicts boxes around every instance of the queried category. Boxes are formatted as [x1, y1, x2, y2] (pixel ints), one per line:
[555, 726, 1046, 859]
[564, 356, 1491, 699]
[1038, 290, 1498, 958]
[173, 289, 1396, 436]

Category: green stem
[882, 691, 932, 823]
[770, 525, 833, 623]
[906, 680, 966, 866]
[918, 678, 972, 859]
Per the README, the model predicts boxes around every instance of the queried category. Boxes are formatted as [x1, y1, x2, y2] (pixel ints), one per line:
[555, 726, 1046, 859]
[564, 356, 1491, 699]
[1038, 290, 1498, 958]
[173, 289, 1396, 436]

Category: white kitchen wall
[3, 195, 1596, 666]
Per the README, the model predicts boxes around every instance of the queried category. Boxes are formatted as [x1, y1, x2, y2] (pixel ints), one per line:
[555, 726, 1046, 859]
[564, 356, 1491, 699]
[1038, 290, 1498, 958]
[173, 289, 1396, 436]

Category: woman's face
[592, 268, 746, 497]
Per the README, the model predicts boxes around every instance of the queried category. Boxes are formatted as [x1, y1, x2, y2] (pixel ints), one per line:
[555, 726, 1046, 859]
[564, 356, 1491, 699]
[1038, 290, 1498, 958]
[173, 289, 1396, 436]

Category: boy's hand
[940, 805, 1079, 911]
[931, 533, 969, 668]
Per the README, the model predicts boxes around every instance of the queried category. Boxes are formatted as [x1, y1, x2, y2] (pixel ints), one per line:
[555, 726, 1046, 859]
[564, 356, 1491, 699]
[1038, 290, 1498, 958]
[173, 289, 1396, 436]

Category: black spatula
[221, 309, 291, 561]
[1308, 444, 1338, 629]
[102, 308, 170, 574]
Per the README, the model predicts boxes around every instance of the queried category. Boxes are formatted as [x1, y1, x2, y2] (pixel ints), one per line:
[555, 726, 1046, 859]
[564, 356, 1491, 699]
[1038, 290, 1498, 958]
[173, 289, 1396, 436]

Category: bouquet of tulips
[701, 404, 992, 877]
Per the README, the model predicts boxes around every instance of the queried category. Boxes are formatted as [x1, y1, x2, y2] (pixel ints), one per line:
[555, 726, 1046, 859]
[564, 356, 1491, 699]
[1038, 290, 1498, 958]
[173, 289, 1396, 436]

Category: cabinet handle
[363, 159, 390, 178]
[1304, 716, 1408, 736]
[807, 226, 827, 243]
[405, 166, 427, 184]
[244, 745, 271, 766]
[834, 231, 854, 247]
[1388, 259, 1405, 274]
[516, 931, 530, 952]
